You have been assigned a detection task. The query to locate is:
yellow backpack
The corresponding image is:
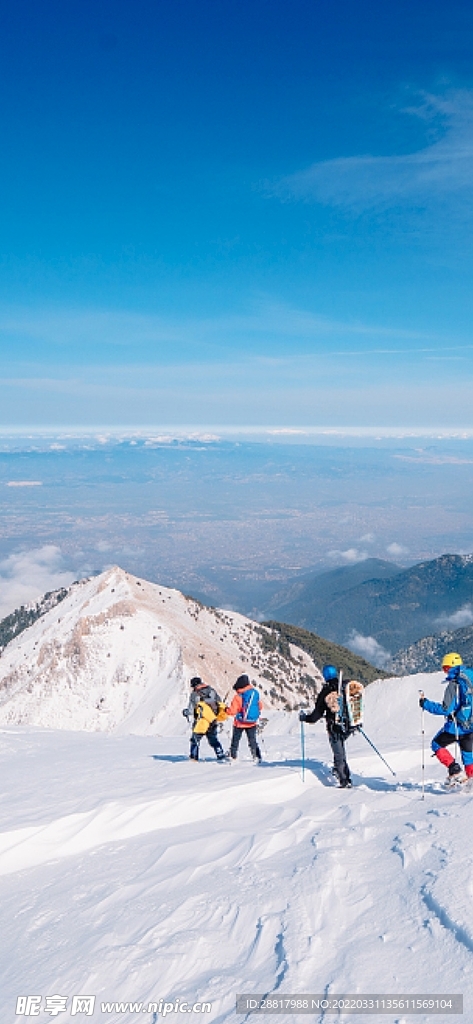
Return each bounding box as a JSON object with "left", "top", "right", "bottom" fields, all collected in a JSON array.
[{"left": 193, "top": 700, "right": 218, "bottom": 734}]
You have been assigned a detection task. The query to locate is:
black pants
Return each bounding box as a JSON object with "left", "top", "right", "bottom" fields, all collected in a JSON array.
[
  {"left": 190, "top": 722, "right": 224, "bottom": 760},
  {"left": 327, "top": 724, "right": 351, "bottom": 784},
  {"left": 230, "top": 725, "right": 261, "bottom": 760},
  {"left": 433, "top": 729, "right": 473, "bottom": 767}
]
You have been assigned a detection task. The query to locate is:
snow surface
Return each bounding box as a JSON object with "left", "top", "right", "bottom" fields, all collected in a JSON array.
[{"left": 1, "top": 670, "right": 471, "bottom": 1023}]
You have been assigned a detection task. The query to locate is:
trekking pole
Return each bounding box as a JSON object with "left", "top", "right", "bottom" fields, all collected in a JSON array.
[
  {"left": 257, "top": 718, "right": 268, "bottom": 757},
  {"left": 454, "top": 681, "right": 460, "bottom": 765},
  {"left": 419, "top": 690, "right": 425, "bottom": 800},
  {"left": 300, "top": 718, "right": 306, "bottom": 782},
  {"left": 359, "top": 728, "right": 396, "bottom": 776}
]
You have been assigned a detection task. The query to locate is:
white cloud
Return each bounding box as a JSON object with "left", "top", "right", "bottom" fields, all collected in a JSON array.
[
  {"left": 436, "top": 604, "right": 473, "bottom": 629},
  {"left": 0, "top": 546, "right": 76, "bottom": 619},
  {"left": 6, "top": 480, "right": 42, "bottom": 487},
  {"left": 347, "top": 631, "right": 392, "bottom": 670},
  {"left": 95, "top": 540, "right": 113, "bottom": 553},
  {"left": 275, "top": 90, "right": 473, "bottom": 214},
  {"left": 386, "top": 542, "right": 409, "bottom": 558},
  {"left": 328, "top": 548, "right": 370, "bottom": 564}
]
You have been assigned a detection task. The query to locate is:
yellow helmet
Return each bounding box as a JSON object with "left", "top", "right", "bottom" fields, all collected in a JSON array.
[{"left": 442, "top": 652, "right": 463, "bottom": 671}]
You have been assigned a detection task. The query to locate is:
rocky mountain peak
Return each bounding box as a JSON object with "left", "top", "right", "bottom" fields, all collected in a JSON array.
[{"left": 0, "top": 568, "right": 321, "bottom": 734}]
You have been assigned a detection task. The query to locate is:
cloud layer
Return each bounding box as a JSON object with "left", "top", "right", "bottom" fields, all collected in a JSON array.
[{"left": 0, "top": 546, "right": 76, "bottom": 619}]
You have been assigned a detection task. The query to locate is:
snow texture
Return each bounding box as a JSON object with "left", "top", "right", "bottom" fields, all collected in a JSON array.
[{"left": 1, "top": 667, "right": 472, "bottom": 1023}]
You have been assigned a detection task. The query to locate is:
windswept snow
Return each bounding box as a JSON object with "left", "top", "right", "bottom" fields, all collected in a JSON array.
[
  {"left": 1, "top": 670, "right": 472, "bottom": 1023},
  {"left": 0, "top": 567, "right": 320, "bottom": 732}
]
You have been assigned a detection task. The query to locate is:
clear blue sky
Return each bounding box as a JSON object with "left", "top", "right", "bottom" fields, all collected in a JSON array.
[{"left": 1, "top": 0, "right": 473, "bottom": 429}]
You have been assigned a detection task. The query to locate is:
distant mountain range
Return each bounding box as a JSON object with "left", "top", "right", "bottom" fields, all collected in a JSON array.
[
  {"left": 267, "top": 557, "right": 401, "bottom": 621},
  {"left": 266, "top": 553, "right": 473, "bottom": 660}
]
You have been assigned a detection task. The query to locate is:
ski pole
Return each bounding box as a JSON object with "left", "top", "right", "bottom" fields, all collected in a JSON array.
[
  {"left": 419, "top": 690, "right": 425, "bottom": 800},
  {"left": 454, "top": 681, "right": 460, "bottom": 765},
  {"left": 359, "top": 728, "right": 396, "bottom": 776},
  {"left": 257, "top": 718, "right": 268, "bottom": 757},
  {"left": 300, "top": 718, "right": 306, "bottom": 782}
]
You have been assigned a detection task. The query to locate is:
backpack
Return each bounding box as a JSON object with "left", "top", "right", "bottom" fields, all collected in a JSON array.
[
  {"left": 193, "top": 700, "right": 217, "bottom": 735},
  {"left": 215, "top": 701, "right": 228, "bottom": 723},
  {"left": 235, "top": 687, "right": 260, "bottom": 724},
  {"left": 344, "top": 681, "right": 364, "bottom": 729},
  {"left": 454, "top": 670, "right": 473, "bottom": 730},
  {"left": 334, "top": 678, "right": 364, "bottom": 735}
]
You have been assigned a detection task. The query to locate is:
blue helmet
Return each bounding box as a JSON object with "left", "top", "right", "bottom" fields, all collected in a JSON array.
[{"left": 322, "top": 664, "right": 338, "bottom": 683}]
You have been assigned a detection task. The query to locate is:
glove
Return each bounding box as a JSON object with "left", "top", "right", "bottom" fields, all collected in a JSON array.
[
  {"left": 299, "top": 710, "right": 307, "bottom": 722},
  {"left": 419, "top": 696, "right": 425, "bottom": 709},
  {"left": 182, "top": 709, "right": 190, "bottom": 720}
]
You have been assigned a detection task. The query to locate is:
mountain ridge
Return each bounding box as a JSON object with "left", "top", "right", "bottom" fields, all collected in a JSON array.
[
  {"left": 267, "top": 553, "right": 473, "bottom": 655},
  {"left": 392, "top": 622, "right": 473, "bottom": 675}
]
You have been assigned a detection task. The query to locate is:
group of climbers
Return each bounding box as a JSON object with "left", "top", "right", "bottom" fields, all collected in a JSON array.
[
  {"left": 183, "top": 673, "right": 262, "bottom": 764},
  {"left": 182, "top": 650, "right": 473, "bottom": 789}
]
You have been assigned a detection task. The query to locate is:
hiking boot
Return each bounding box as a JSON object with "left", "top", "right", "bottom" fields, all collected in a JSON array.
[
  {"left": 339, "top": 779, "right": 352, "bottom": 789},
  {"left": 445, "top": 762, "right": 466, "bottom": 786},
  {"left": 253, "top": 755, "right": 263, "bottom": 765}
]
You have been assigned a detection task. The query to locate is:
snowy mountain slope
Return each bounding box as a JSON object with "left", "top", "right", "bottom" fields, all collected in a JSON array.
[
  {"left": 0, "top": 567, "right": 320, "bottom": 733},
  {"left": 1, "top": 671, "right": 472, "bottom": 1024},
  {"left": 0, "top": 584, "right": 69, "bottom": 653}
]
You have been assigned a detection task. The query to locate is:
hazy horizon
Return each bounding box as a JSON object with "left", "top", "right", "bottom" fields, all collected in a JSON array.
[{"left": 1, "top": 433, "right": 472, "bottom": 626}]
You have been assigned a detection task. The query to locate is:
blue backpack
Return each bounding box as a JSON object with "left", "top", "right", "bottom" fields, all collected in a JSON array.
[
  {"left": 456, "top": 670, "right": 473, "bottom": 730},
  {"left": 236, "top": 688, "right": 260, "bottom": 724}
]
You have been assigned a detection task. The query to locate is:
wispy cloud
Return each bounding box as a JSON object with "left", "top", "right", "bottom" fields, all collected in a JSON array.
[
  {"left": 386, "top": 542, "right": 409, "bottom": 558},
  {"left": 274, "top": 91, "right": 473, "bottom": 213},
  {"left": 6, "top": 480, "right": 42, "bottom": 487},
  {"left": 347, "top": 631, "right": 392, "bottom": 670},
  {"left": 328, "top": 548, "right": 370, "bottom": 564},
  {"left": 435, "top": 603, "right": 473, "bottom": 629},
  {"left": 0, "top": 546, "right": 76, "bottom": 619},
  {"left": 0, "top": 299, "right": 441, "bottom": 363}
]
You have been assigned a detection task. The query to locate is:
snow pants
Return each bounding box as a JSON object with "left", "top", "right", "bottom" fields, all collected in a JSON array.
[
  {"left": 327, "top": 724, "right": 351, "bottom": 785},
  {"left": 432, "top": 728, "right": 473, "bottom": 776},
  {"left": 230, "top": 724, "right": 261, "bottom": 761},
  {"left": 190, "top": 722, "right": 225, "bottom": 761}
]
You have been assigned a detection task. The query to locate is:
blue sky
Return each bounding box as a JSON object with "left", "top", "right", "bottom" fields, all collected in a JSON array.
[{"left": 1, "top": 0, "right": 473, "bottom": 429}]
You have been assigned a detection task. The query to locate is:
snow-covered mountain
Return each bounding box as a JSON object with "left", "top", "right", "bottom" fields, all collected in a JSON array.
[{"left": 0, "top": 566, "right": 321, "bottom": 733}]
